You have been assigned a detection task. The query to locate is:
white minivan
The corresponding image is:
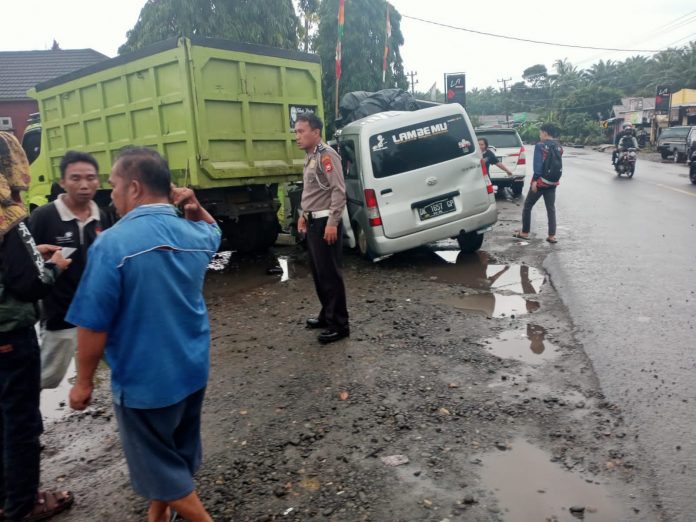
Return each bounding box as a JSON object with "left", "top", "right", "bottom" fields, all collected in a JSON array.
[{"left": 336, "top": 104, "right": 497, "bottom": 260}]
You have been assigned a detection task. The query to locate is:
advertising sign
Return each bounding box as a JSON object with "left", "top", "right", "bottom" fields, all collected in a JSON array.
[
  {"left": 655, "top": 85, "right": 671, "bottom": 114},
  {"left": 445, "top": 73, "right": 466, "bottom": 107}
]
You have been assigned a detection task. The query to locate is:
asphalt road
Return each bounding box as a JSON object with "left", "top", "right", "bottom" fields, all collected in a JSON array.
[{"left": 535, "top": 148, "right": 696, "bottom": 521}]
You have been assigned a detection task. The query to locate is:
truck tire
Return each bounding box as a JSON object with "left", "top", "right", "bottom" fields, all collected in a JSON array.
[
  {"left": 673, "top": 150, "right": 683, "bottom": 163},
  {"left": 222, "top": 213, "right": 279, "bottom": 254},
  {"left": 690, "top": 166, "right": 696, "bottom": 185},
  {"left": 457, "top": 231, "right": 484, "bottom": 253},
  {"left": 256, "top": 211, "right": 280, "bottom": 250},
  {"left": 660, "top": 151, "right": 669, "bottom": 160}
]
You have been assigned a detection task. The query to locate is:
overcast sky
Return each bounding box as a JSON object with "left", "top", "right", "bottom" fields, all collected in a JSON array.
[{"left": 3, "top": 1, "right": 695, "bottom": 92}]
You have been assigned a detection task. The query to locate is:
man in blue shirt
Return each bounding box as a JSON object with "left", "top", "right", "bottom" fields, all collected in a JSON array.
[{"left": 67, "top": 148, "right": 220, "bottom": 522}]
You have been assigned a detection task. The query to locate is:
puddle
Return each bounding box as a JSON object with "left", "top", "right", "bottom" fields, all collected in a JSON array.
[
  {"left": 484, "top": 325, "right": 558, "bottom": 363},
  {"left": 41, "top": 359, "right": 75, "bottom": 421},
  {"left": 480, "top": 438, "right": 627, "bottom": 520},
  {"left": 206, "top": 252, "right": 309, "bottom": 296},
  {"left": 208, "top": 251, "right": 233, "bottom": 271},
  {"left": 429, "top": 251, "right": 544, "bottom": 293},
  {"left": 442, "top": 293, "right": 540, "bottom": 318}
]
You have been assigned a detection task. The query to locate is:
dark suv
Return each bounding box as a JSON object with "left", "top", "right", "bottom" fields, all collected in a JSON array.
[
  {"left": 475, "top": 128, "right": 526, "bottom": 196},
  {"left": 657, "top": 126, "right": 696, "bottom": 163}
]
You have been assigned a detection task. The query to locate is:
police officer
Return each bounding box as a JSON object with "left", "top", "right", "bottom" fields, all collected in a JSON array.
[{"left": 295, "top": 113, "right": 349, "bottom": 344}]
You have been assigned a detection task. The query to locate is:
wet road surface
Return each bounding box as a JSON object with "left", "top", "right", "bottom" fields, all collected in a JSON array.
[{"left": 538, "top": 148, "right": 696, "bottom": 521}]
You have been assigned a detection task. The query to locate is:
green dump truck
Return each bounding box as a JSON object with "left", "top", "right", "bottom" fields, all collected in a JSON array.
[{"left": 24, "top": 37, "right": 323, "bottom": 252}]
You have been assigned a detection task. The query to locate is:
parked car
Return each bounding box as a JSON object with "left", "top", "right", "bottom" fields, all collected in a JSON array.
[
  {"left": 656, "top": 126, "right": 696, "bottom": 163},
  {"left": 474, "top": 128, "right": 527, "bottom": 196},
  {"left": 336, "top": 104, "right": 497, "bottom": 260}
]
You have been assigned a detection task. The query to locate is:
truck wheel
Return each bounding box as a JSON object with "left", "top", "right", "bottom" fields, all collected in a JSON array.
[
  {"left": 690, "top": 167, "right": 696, "bottom": 185},
  {"left": 222, "top": 213, "right": 279, "bottom": 253},
  {"left": 354, "top": 222, "right": 376, "bottom": 261},
  {"left": 673, "top": 150, "right": 683, "bottom": 163},
  {"left": 457, "top": 231, "right": 484, "bottom": 253},
  {"left": 256, "top": 212, "right": 280, "bottom": 251},
  {"left": 660, "top": 151, "right": 669, "bottom": 160}
]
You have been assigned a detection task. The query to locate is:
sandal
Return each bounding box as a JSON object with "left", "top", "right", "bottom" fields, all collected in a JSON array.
[
  {"left": 21, "top": 491, "right": 74, "bottom": 521},
  {"left": 546, "top": 237, "right": 558, "bottom": 244},
  {"left": 512, "top": 231, "right": 529, "bottom": 239}
]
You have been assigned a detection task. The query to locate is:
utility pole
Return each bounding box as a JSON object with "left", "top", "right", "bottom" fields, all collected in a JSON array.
[
  {"left": 407, "top": 71, "right": 418, "bottom": 95},
  {"left": 497, "top": 77, "right": 512, "bottom": 127}
]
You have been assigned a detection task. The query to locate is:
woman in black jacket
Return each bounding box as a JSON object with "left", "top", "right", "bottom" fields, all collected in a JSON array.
[{"left": 0, "top": 132, "right": 73, "bottom": 522}]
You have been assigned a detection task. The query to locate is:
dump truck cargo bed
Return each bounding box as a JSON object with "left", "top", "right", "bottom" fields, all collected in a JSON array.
[{"left": 28, "top": 36, "right": 322, "bottom": 193}]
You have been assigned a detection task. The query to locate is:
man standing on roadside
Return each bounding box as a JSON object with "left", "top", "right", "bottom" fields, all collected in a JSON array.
[
  {"left": 295, "top": 113, "right": 349, "bottom": 344},
  {"left": 67, "top": 148, "right": 220, "bottom": 522},
  {"left": 513, "top": 122, "right": 563, "bottom": 244},
  {"left": 29, "top": 151, "right": 106, "bottom": 389}
]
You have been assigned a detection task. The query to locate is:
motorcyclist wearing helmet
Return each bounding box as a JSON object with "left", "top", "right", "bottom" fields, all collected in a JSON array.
[{"left": 612, "top": 123, "right": 638, "bottom": 165}]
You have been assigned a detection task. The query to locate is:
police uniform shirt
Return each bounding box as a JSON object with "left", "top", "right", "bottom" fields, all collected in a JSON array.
[{"left": 301, "top": 143, "right": 347, "bottom": 227}]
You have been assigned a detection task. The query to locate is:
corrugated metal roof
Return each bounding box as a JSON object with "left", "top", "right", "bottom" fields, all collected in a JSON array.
[{"left": 0, "top": 48, "right": 108, "bottom": 100}]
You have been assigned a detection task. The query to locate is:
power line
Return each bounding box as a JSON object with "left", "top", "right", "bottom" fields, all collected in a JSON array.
[
  {"left": 401, "top": 14, "right": 662, "bottom": 52},
  {"left": 574, "top": 12, "right": 696, "bottom": 66}
]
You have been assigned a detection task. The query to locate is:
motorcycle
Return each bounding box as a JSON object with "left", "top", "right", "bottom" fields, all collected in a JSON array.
[
  {"left": 615, "top": 147, "right": 637, "bottom": 178},
  {"left": 689, "top": 148, "right": 696, "bottom": 185}
]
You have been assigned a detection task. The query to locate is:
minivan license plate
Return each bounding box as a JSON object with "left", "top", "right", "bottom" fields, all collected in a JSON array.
[{"left": 417, "top": 197, "right": 455, "bottom": 220}]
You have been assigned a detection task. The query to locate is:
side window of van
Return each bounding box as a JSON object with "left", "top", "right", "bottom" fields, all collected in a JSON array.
[
  {"left": 340, "top": 139, "right": 358, "bottom": 179},
  {"left": 369, "top": 114, "right": 475, "bottom": 178}
]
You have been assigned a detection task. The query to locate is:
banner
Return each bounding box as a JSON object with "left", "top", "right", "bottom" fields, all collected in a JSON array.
[
  {"left": 445, "top": 73, "right": 466, "bottom": 107},
  {"left": 382, "top": 5, "right": 391, "bottom": 84},
  {"left": 427, "top": 82, "right": 437, "bottom": 101},
  {"left": 336, "top": 0, "right": 345, "bottom": 81}
]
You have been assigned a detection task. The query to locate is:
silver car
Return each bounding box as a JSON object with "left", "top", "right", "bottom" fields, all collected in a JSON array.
[
  {"left": 336, "top": 104, "right": 498, "bottom": 260},
  {"left": 474, "top": 128, "right": 527, "bottom": 196}
]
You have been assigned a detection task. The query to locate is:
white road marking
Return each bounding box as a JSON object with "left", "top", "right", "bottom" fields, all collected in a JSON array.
[{"left": 653, "top": 183, "right": 696, "bottom": 198}]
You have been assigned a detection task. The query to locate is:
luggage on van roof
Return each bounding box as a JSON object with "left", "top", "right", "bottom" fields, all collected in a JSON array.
[{"left": 336, "top": 88, "right": 437, "bottom": 129}]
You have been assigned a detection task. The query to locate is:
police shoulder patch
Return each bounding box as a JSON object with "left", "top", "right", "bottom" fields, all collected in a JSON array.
[{"left": 321, "top": 154, "right": 334, "bottom": 173}]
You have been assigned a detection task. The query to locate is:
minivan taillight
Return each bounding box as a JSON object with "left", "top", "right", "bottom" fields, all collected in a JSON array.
[
  {"left": 364, "top": 189, "right": 383, "bottom": 226},
  {"left": 517, "top": 146, "right": 526, "bottom": 165},
  {"left": 480, "top": 159, "right": 494, "bottom": 194}
]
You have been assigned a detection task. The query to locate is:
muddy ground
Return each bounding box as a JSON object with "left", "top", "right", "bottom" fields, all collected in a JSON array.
[{"left": 41, "top": 198, "right": 663, "bottom": 521}]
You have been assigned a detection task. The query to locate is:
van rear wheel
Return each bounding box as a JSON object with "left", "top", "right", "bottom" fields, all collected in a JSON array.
[
  {"left": 457, "top": 231, "right": 484, "bottom": 253},
  {"left": 354, "top": 222, "right": 376, "bottom": 261}
]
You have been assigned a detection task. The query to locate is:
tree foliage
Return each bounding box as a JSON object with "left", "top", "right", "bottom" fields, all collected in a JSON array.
[
  {"left": 298, "top": 0, "right": 321, "bottom": 52},
  {"left": 467, "top": 41, "right": 696, "bottom": 143},
  {"left": 119, "top": 0, "right": 299, "bottom": 54},
  {"left": 315, "top": 0, "right": 408, "bottom": 131}
]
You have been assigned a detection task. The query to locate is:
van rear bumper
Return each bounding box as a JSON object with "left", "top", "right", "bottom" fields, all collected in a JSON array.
[{"left": 367, "top": 203, "right": 497, "bottom": 256}]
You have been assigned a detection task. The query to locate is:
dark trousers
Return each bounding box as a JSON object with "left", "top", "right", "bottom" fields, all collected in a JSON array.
[
  {"left": 522, "top": 186, "right": 557, "bottom": 236},
  {"left": 0, "top": 327, "right": 43, "bottom": 521},
  {"left": 306, "top": 217, "right": 349, "bottom": 331}
]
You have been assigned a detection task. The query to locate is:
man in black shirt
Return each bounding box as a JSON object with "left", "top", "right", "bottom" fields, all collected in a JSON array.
[{"left": 29, "top": 151, "right": 106, "bottom": 389}]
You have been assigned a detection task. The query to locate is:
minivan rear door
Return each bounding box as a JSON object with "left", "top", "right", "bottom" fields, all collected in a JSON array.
[{"left": 364, "top": 107, "right": 491, "bottom": 239}]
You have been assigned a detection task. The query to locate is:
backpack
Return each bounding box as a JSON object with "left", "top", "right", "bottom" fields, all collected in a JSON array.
[{"left": 542, "top": 142, "right": 563, "bottom": 183}]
